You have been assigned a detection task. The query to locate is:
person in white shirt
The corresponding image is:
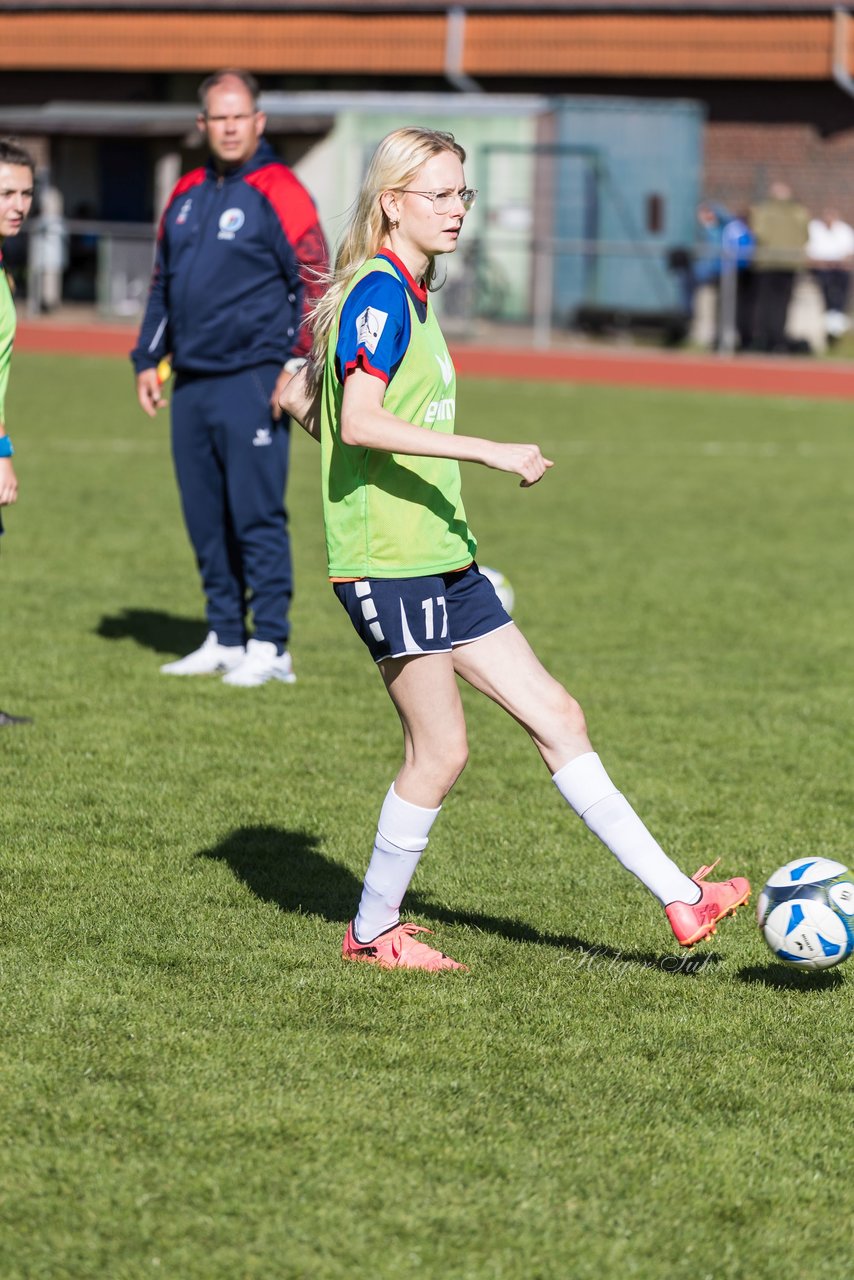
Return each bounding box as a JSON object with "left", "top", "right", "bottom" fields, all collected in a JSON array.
[{"left": 807, "top": 207, "right": 854, "bottom": 339}]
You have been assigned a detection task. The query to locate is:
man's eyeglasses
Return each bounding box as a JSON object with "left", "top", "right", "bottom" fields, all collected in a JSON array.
[
  {"left": 399, "top": 188, "right": 478, "bottom": 214},
  {"left": 204, "top": 113, "right": 257, "bottom": 124}
]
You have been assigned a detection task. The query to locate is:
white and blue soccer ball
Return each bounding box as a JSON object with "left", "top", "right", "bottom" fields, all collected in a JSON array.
[
  {"left": 757, "top": 857, "right": 854, "bottom": 970},
  {"left": 480, "top": 565, "right": 515, "bottom": 614}
]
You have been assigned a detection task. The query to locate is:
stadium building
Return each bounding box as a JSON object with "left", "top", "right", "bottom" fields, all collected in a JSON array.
[{"left": 1, "top": 0, "right": 853, "bottom": 340}]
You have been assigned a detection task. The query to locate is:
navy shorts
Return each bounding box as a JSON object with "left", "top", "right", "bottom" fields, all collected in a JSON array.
[{"left": 333, "top": 563, "right": 513, "bottom": 663}]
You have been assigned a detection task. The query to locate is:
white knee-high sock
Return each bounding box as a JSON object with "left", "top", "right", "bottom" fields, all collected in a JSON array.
[
  {"left": 552, "top": 752, "right": 700, "bottom": 906},
  {"left": 354, "top": 784, "right": 442, "bottom": 943}
]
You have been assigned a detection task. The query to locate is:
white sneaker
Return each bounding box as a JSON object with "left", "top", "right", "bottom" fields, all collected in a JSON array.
[
  {"left": 221, "top": 639, "right": 297, "bottom": 687},
  {"left": 160, "top": 631, "right": 245, "bottom": 676},
  {"left": 825, "top": 309, "right": 851, "bottom": 337}
]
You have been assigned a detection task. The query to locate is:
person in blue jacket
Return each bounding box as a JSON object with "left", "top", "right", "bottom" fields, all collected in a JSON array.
[{"left": 132, "top": 68, "right": 328, "bottom": 686}]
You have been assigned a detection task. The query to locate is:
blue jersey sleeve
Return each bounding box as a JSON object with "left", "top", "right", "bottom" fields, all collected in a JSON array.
[{"left": 335, "top": 271, "right": 411, "bottom": 386}]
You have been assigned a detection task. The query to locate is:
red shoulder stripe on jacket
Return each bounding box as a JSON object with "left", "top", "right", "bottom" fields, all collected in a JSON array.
[{"left": 244, "top": 163, "right": 321, "bottom": 246}]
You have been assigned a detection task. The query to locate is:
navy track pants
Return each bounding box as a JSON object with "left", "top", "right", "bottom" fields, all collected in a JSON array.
[{"left": 170, "top": 363, "right": 292, "bottom": 649}]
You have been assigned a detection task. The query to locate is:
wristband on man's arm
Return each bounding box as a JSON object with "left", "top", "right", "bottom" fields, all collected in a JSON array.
[{"left": 0, "top": 436, "right": 13, "bottom": 458}]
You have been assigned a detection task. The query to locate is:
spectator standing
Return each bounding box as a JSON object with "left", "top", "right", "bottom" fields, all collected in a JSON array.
[
  {"left": 693, "top": 201, "right": 728, "bottom": 290},
  {"left": 719, "top": 207, "right": 755, "bottom": 351},
  {"left": 667, "top": 202, "right": 727, "bottom": 343},
  {"left": 132, "top": 69, "right": 328, "bottom": 686},
  {"left": 749, "top": 181, "right": 810, "bottom": 353},
  {"left": 671, "top": 202, "right": 754, "bottom": 350},
  {"left": 0, "top": 138, "right": 35, "bottom": 726},
  {"left": 806, "top": 206, "right": 854, "bottom": 341}
]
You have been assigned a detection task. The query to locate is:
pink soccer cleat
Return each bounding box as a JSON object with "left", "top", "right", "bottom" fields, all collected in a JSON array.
[
  {"left": 665, "top": 860, "right": 751, "bottom": 947},
  {"left": 342, "top": 920, "right": 467, "bottom": 971}
]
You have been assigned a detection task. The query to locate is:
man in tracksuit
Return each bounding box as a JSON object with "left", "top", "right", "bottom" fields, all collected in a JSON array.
[{"left": 132, "top": 68, "right": 328, "bottom": 686}]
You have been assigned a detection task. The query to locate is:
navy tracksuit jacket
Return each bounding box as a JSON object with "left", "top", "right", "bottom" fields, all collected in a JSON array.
[{"left": 132, "top": 140, "right": 328, "bottom": 649}]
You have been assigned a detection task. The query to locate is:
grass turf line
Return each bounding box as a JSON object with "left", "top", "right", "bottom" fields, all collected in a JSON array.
[{"left": 0, "top": 355, "right": 852, "bottom": 1279}]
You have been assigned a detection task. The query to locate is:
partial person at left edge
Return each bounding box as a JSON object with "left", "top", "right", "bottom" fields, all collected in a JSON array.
[
  {"left": 131, "top": 68, "right": 329, "bottom": 687},
  {"left": 0, "top": 138, "right": 35, "bottom": 727}
]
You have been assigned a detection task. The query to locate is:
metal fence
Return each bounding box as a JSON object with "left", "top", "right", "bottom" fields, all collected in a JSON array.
[
  {"left": 24, "top": 218, "right": 157, "bottom": 320},
  {"left": 18, "top": 216, "right": 835, "bottom": 354},
  {"left": 437, "top": 236, "right": 832, "bottom": 354}
]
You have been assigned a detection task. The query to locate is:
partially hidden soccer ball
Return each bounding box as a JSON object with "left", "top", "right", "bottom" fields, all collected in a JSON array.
[
  {"left": 480, "top": 564, "right": 514, "bottom": 614},
  {"left": 757, "top": 857, "right": 854, "bottom": 970}
]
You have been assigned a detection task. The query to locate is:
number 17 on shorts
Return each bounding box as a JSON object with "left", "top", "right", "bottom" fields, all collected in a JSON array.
[{"left": 333, "top": 564, "right": 512, "bottom": 664}]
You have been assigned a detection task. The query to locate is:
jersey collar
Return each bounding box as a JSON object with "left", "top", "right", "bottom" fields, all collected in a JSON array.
[{"left": 376, "top": 250, "right": 428, "bottom": 303}]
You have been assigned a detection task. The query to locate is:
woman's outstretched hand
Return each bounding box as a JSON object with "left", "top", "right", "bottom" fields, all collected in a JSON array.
[{"left": 483, "top": 441, "right": 554, "bottom": 487}]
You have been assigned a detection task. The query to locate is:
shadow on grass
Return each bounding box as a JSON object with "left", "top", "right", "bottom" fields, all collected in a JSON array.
[
  {"left": 198, "top": 825, "right": 358, "bottom": 924},
  {"left": 736, "top": 963, "right": 845, "bottom": 992},
  {"left": 96, "top": 608, "right": 206, "bottom": 657},
  {"left": 197, "top": 824, "right": 722, "bottom": 977}
]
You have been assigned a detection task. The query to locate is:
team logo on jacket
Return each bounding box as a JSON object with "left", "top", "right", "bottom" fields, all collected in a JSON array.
[
  {"left": 176, "top": 198, "right": 193, "bottom": 225},
  {"left": 252, "top": 427, "right": 273, "bottom": 447},
  {"left": 217, "top": 208, "right": 245, "bottom": 240},
  {"left": 355, "top": 306, "right": 388, "bottom": 354}
]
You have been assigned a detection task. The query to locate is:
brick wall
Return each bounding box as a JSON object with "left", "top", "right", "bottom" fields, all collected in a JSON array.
[{"left": 704, "top": 120, "right": 854, "bottom": 221}]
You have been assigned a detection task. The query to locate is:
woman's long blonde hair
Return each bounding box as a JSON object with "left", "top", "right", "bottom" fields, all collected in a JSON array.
[{"left": 307, "top": 126, "right": 466, "bottom": 391}]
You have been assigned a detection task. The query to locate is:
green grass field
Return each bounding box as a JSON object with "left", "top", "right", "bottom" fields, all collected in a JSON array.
[{"left": 1, "top": 354, "right": 852, "bottom": 1279}]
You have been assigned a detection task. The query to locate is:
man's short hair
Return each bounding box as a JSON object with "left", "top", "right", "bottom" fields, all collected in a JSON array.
[
  {"left": 0, "top": 137, "right": 35, "bottom": 174},
  {"left": 198, "top": 69, "right": 259, "bottom": 114}
]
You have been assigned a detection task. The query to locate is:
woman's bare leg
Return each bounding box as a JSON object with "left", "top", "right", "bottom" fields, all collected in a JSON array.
[
  {"left": 346, "top": 652, "right": 469, "bottom": 957},
  {"left": 451, "top": 623, "right": 590, "bottom": 773},
  {"left": 452, "top": 623, "right": 701, "bottom": 908},
  {"left": 379, "top": 651, "right": 469, "bottom": 807}
]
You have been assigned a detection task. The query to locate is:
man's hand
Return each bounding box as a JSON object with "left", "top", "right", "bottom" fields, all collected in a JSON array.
[
  {"left": 136, "top": 368, "right": 168, "bottom": 418},
  {"left": 0, "top": 457, "right": 18, "bottom": 506},
  {"left": 277, "top": 364, "right": 321, "bottom": 440},
  {"left": 270, "top": 367, "right": 294, "bottom": 422}
]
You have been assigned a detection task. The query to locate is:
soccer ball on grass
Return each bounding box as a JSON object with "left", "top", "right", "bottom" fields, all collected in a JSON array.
[
  {"left": 479, "top": 565, "right": 515, "bottom": 614},
  {"left": 757, "top": 857, "right": 854, "bottom": 970}
]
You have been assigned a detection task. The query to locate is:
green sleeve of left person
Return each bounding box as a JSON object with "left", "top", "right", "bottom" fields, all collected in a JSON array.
[{"left": 0, "top": 270, "right": 17, "bottom": 427}]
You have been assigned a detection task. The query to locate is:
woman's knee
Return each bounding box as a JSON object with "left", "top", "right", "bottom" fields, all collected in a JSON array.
[
  {"left": 538, "top": 678, "right": 587, "bottom": 734},
  {"left": 537, "top": 685, "right": 588, "bottom": 751},
  {"left": 449, "top": 737, "right": 470, "bottom": 785},
  {"left": 563, "top": 690, "right": 588, "bottom": 738},
  {"left": 415, "top": 732, "right": 468, "bottom": 793},
  {"left": 438, "top": 733, "right": 469, "bottom": 789}
]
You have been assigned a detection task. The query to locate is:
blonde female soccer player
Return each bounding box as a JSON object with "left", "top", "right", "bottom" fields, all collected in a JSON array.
[{"left": 282, "top": 126, "right": 750, "bottom": 970}]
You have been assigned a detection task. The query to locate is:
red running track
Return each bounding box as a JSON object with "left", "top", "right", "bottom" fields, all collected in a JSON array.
[{"left": 15, "top": 319, "right": 854, "bottom": 400}]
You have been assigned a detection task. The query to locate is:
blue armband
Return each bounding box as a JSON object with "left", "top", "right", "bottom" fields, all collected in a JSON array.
[{"left": 0, "top": 436, "right": 13, "bottom": 458}]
